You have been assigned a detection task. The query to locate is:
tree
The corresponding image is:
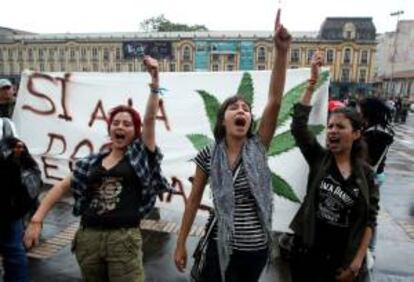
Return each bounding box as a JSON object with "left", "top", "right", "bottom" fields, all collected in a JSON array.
[{"left": 140, "top": 15, "right": 208, "bottom": 32}]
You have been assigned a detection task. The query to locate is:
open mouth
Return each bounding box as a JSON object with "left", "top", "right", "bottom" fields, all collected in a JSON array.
[
  {"left": 328, "top": 137, "right": 340, "bottom": 145},
  {"left": 234, "top": 117, "right": 247, "bottom": 127},
  {"left": 114, "top": 132, "right": 126, "bottom": 141}
]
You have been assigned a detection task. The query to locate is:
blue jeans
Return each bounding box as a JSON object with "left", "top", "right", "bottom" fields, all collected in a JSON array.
[{"left": 0, "top": 219, "right": 29, "bottom": 282}]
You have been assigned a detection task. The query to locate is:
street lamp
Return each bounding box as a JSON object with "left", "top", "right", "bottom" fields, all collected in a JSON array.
[{"left": 389, "top": 10, "right": 404, "bottom": 97}]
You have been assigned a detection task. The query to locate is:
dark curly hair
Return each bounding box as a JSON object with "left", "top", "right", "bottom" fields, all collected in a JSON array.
[{"left": 359, "top": 97, "right": 393, "bottom": 131}]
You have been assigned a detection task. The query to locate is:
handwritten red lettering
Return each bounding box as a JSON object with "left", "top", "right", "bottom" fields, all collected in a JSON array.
[{"left": 23, "top": 73, "right": 56, "bottom": 115}]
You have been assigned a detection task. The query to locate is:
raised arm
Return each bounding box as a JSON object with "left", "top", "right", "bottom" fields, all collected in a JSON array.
[
  {"left": 290, "top": 51, "right": 324, "bottom": 164},
  {"left": 299, "top": 51, "right": 323, "bottom": 106},
  {"left": 141, "top": 56, "right": 160, "bottom": 152},
  {"left": 174, "top": 166, "right": 208, "bottom": 272},
  {"left": 258, "top": 9, "right": 291, "bottom": 149},
  {"left": 24, "top": 175, "right": 72, "bottom": 248}
]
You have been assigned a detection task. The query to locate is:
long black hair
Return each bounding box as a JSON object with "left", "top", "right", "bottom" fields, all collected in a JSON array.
[
  {"left": 330, "top": 107, "right": 367, "bottom": 162},
  {"left": 359, "top": 97, "right": 393, "bottom": 131},
  {"left": 213, "top": 95, "right": 254, "bottom": 142}
]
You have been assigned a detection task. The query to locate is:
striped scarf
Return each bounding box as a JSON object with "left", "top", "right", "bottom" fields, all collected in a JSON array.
[{"left": 210, "top": 135, "right": 273, "bottom": 281}]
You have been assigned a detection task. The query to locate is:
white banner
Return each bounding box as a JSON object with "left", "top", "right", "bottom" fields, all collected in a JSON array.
[{"left": 13, "top": 69, "right": 329, "bottom": 232}]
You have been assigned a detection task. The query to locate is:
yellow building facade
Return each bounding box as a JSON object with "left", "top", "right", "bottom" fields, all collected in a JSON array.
[{"left": 0, "top": 17, "right": 377, "bottom": 97}]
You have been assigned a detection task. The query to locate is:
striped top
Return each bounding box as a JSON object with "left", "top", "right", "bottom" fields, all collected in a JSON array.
[{"left": 194, "top": 146, "right": 268, "bottom": 251}]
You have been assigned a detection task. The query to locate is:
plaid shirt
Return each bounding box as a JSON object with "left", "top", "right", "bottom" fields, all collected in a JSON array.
[{"left": 71, "top": 139, "right": 172, "bottom": 218}]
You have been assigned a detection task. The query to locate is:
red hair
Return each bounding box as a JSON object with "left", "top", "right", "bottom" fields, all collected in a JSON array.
[{"left": 107, "top": 105, "right": 142, "bottom": 139}]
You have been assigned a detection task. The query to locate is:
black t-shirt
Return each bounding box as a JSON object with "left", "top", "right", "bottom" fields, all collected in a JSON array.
[
  {"left": 81, "top": 156, "right": 143, "bottom": 229},
  {"left": 314, "top": 162, "right": 360, "bottom": 257}
]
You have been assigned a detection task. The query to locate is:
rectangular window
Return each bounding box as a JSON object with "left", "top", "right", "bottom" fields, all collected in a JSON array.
[
  {"left": 59, "top": 49, "right": 65, "bottom": 60},
  {"left": 360, "top": 50, "right": 368, "bottom": 65},
  {"left": 169, "top": 63, "right": 176, "bottom": 72},
  {"left": 307, "top": 49, "right": 315, "bottom": 64},
  {"left": 326, "top": 49, "right": 334, "bottom": 64},
  {"left": 81, "top": 48, "right": 87, "bottom": 60},
  {"left": 183, "top": 64, "right": 191, "bottom": 72},
  {"left": 343, "top": 49, "right": 351, "bottom": 64},
  {"left": 212, "top": 64, "right": 219, "bottom": 72},
  {"left": 70, "top": 49, "right": 76, "bottom": 60},
  {"left": 92, "top": 48, "right": 98, "bottom": 59},
  {"left": 290, "top": 49, "right": 300, "bottom": 63},
  {"left": 226, "top": 65, "right": 234, "bottom": 71},
  {"left": 359, "top": 69, "right": 366, "bottom": 83},
  {"left": 341, "top": 68, "right": 350, "bottom": 82},
  {"left": 103, "top": 49, "right": 109, "bottom": 61}
]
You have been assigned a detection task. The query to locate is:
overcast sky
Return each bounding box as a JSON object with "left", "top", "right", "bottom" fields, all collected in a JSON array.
[{"left": 2, "top": 0, "right": 412, "bottom": 34}]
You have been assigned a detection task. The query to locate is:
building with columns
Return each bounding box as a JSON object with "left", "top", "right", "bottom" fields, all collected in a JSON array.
[{"left": 0, "top": 17, "right": 377, "bottom": 98}]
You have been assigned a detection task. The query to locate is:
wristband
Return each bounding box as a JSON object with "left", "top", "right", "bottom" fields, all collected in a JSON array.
[{"left": 149, "top": 83, "right": 160, "bottom": 94}]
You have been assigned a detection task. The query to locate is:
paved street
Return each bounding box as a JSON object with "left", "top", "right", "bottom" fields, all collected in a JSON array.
[{"left": 2, "top": 114, "right": 413, "bottom": 282}]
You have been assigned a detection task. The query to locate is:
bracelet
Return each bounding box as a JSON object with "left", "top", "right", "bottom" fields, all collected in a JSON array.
[{"left": 149, "top": 83, "right": 160, "bottom": 94}]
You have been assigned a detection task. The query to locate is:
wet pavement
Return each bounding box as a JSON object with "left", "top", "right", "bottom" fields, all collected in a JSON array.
[{"left": 2, "top": 115, "right": 414, "bottom": 282}]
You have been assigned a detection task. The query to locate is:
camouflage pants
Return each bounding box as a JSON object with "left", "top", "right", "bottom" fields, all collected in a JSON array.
[{"left": 72, "top": 226, "right": 144, "bottom": 282}]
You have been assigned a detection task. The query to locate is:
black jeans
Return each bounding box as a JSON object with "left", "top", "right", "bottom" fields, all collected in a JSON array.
[
  {"left": 199, "top": 240, "right": 268, "bottom": 282},
  {"left": 288, "top": 238, "right": 364, "bottom": 282}
]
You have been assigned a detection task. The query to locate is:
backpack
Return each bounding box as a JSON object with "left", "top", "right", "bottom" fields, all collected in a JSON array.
[{"left": 0, "top": 137, "right": 42, "bottom": 223}]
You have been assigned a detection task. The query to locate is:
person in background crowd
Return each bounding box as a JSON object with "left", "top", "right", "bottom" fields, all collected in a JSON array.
[
  {"left": 358, "top": 97, "right": 394, "bottom": 186},
  {"left": 0, "top": 79, "right": 16, "bottom": 118},
  {"left": 174, "top": 10, "right": 291, "bottom": 282},
  {"left": 1, "top": 122, "right": 41, "bottom": 282},
  {"left": 289, "top": 52, "right": 379, "bottom": 282},
  {"left": 358, "top": 97, "right": 394, "bottom": 275},
  {"left": 394, "top": 97, "right": 402, "bottom": 123},
  {"left": 400, "top": 97, "right": 410, "bottom": 124},
  {"left": 24, "top": 56, "right": 172, "bottom": 282}
]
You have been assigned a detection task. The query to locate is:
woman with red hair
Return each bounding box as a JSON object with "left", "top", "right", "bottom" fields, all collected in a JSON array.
[{"left": 24, "top": 56, "right": 171, "bottom": 282}]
